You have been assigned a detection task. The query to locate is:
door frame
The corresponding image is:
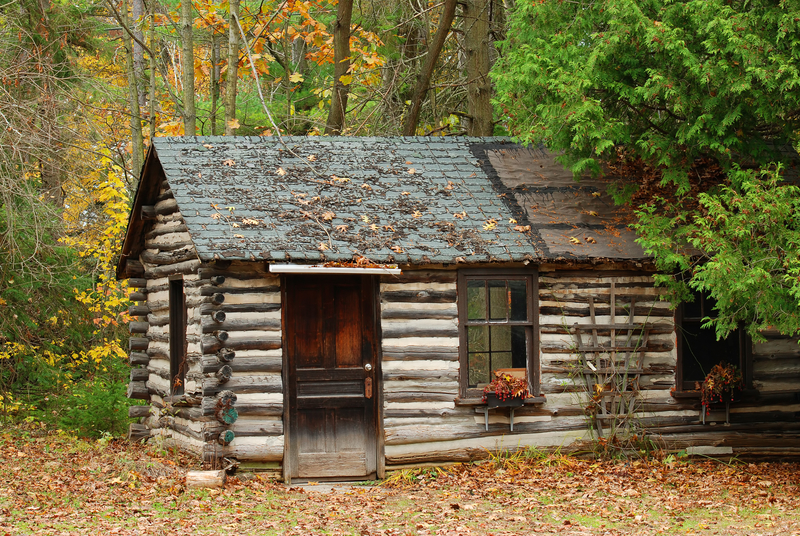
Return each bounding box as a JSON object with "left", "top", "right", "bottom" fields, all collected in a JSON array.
[{"left": 280, "top": 274, "right": 383, "bottom": 483}]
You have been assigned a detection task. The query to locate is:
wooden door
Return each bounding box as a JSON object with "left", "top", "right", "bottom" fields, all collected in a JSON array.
[{"left": 285, "top": 275, "right": 378, "bottom": 480}]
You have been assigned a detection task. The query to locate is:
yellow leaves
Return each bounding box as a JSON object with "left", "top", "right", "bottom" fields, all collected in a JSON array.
[
  {"left": 289, "top": 72, "right": 305, "bottom": 83},
  {"left": 242, "top": 218, "right": 261, "bottom": 225},
  {"left": 569, "top": 236, "right": 582, "bottom": 244},
  {"left": 339, "top": 74, "right": 353, "bottom": 86},
  {"left": 391, "top": 245, "right": 404, "bottom": 253},
  {"left": 318, "top": 242, "right": 329, "bottom": 251},
  {"left": 361, "top": 214, "right": 370, "bottom": 223},
  {"left": 509, "top": 218, "right": 517, "bottom": 224},
  {"left": 307, "top": 154, "right": 317, "bottom": 162},
  {"left": 227, "top": 118, "right": 240, "bottom": 130},
  {"left": 331, "top": 175, "right": 349, "bottom": 183},
  {"left": 453, "top": 212, "right": 466, "bottom": 220},
  {"left": 361, "top": 183, "right": 372, "bottom": 190},
  {"left": 276, "top": 167, "right": 287, "bottom": 176},
  {"left": 413, "top": 210, "right": 423, "bottom": 219},
  {"left": 514, "top": 225, "right": 531, "bottom": 232},
  {"left": 483, "top": 219, "right": 497, "bottom": 231},
  {"left": 408, "top": 168, "right": 417, "bottom": 174},
  {"left": 587, "top": 211, "right": 599, "bottom": 217}
]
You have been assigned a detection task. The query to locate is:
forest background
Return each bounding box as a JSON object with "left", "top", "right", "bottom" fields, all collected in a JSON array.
[{"left": 1, "top": 0, "right": 798, "bottom": 439}]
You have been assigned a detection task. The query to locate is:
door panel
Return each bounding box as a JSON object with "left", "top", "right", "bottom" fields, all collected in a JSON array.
[{"left": 286, "top": 275, "right": 377, "bottom": 480}]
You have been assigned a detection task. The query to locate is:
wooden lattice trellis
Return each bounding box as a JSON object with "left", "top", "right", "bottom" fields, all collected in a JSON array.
[{"left": 570, "top": 282, "right": 662, "bottom": 438}]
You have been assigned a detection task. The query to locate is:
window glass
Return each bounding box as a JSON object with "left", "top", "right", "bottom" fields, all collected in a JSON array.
[
  {"left": 467, "top": 280, "right": 486, "bottom": 320},
  {"left": 461, "top": 273, "right": 537, "bottom": 395},
  {"left": 488, "top": 280, "right": 507, "bottom": 321}
]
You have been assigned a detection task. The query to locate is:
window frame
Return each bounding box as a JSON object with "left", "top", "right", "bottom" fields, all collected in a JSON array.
[
  {"left": 169, "top": 276, "right": 188, "bottom": 396},
  {"left": 675, "top": 292, "right": 752, "bottom": 394},
  {"left": 457, "top": 268, "right": 539, "bottom": 400}
]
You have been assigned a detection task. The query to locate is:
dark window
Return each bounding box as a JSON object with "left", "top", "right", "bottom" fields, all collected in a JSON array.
[
  {"left": 458, "top": 270, "right": 538, "bottom": 399},
  {"left": 169, "top": 278, "right": 187, "bottom": 395},
  {"left": 676, "top": 291, "right": 750, "bottom": 392}
]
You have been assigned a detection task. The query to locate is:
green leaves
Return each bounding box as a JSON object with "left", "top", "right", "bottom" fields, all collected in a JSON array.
[
  {"left": 492, "top": 0, "right": 800, "bottom": 187},
  {"left": 634, "top": 165, "right": 800, "bottom": 340}
]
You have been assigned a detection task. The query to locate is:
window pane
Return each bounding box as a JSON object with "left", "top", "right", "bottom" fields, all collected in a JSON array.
[
  {"left": 489, "top": 280, "right": 508, "bottom": 320},
  {"left": 469, "top": 352, "right": 490, "bottom": 387},
  {"left": 467, "top": 280, "right": 486, "bottom": 320},
  {"left": 492, "top": 352, "right": 512, "bottom": 371},
  {"left": 509, "top": 279, "right": 528, "bottom": 321},
  {"left": 490, "top": 325, "right": 511, "bottom": 352},
  {"left": 511, "top": 326, "right": 528, "bottom": 368},
  {"left": 683, "top": 290, "right": 702, "bottom": 319},
  {"left": 468, "top": 325, "right": 488, "bottom": 352},
  {"left": 681, "top": 322, "right": 742, "bottom": 384}
]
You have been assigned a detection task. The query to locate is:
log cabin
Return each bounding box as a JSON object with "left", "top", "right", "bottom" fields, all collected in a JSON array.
[{"left": 117, "top": 136, "right": 800, "bottom": 481}]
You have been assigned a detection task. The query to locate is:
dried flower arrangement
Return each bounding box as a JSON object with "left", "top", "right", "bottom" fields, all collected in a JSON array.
[
  {"left": 482, "top": 370, "right": 529, "bottom": 402},
  {"left": 698, "top": 362, "right": 744, "bottom": 414}
]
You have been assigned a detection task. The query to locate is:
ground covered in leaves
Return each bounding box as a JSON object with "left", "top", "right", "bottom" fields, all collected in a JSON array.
[{"left": 2, "top": 425, "right": 800, "bottom": 535}]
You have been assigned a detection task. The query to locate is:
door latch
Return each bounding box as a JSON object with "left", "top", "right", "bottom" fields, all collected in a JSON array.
[{"left": 364, "top": 377, "right": 373, "bottom": 399}]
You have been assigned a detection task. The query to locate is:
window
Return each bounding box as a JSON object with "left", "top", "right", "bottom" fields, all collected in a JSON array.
[
  {"left": 676, "top": 291, "right": 751, "bottom": 392},
  {"left": 458, "top": 270, "right": 538, "bottom": 399},
  {"left": 169, "top": 277, "right": 187, "bottom": 395}
]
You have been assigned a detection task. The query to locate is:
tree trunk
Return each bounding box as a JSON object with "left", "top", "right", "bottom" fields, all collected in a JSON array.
[
  {"left": 464, "top": 0, "right": 493, "bottom": 136},
  {"left": 211, "top": 33, "right": 221, "bottom": 135},
  {"left": 402, "top": 0, "right": 457, "bottom": 136},
  {"left": 324, "top": 0, "right": 354, "bottom": 135},
  {"left": 122, "top": 0, "right": 144, "bottom": 177},
  {"left": 149, "top": 5, "right": 156, "bottom": 141},
  {"left": 132, "top": 0, "right": 146, "bottom": 110},
  {"left": 181, "top": 0, "right": 196, "bottom": 135},
  {"left": 224, "top": 0, "right": 240, "bottom": 135}
]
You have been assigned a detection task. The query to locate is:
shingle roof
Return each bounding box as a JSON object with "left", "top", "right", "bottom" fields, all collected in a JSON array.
[
  {"left": 152, "top": 136, "right": 544, "bottom": 265},
  {"left": 121, "top": 136, "right": 648, "bottom": 272}
]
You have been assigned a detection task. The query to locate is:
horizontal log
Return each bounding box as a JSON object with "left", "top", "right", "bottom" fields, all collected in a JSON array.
[
  {"left": 383, "top": 369, "right": 459, "bottom": 382},
  {"left": 216, "top": 365, "right": 233, "bottom": 383},
  {"left": 200, "top": 303, "right": 281, "bottom": 315},
  {"left": 129, "top": 305, "right": 151, "bottom": 317},
  {"left": 128, "top": 278, "right": 148, "bottom": 289},
  {"left": 125, "top": 260, "right": 145, "bottom": 277},
  {"left": 144, "top": 259, "right": 201, "bottom": 279},
  {"left": 385, "top": 418, "right": 586, "bottom": 446},
  {"left": 127, "top": 406, "right": 150, "bottom": 420},
  {"left": 127, "top": 423, "right": 151, "bottom": 442},
  {"left": 129, "top": 291, "right": 147, "bottom": 302},
  {"left": 202, "top": 375, "right": 282, "bottom": 397},
  {"left": 210, "top": 310, "right": 226, "bottom": 323},
  {"left": 186, "top": 470, "right": 226, "bottom": 489},
  {"left": 156, "top": 188, "right": 174, "bottom": 203},
  {"left": 127, "top": 381, "right": 149, "bottom": 400},
  {"left": 540, "top": 306, "right": 673, "bottom": 318},
  {"left": 201, "top": 334, "right": 281, "bottom": 354},
  {"left": 129, "top": 352, "right": 150, "bottom": 366},
  {"left": 202, "top": 355, "right": 281, "bottom": 374},
  {"left": 384, "top": 392, "right": 456, "bottom": 403},
  {"left": 382, "top": 346, "right": 459, "bottom": 361},
  {"left": 129, "top": 338, "right": 149, "bottom": 351},
  {"left": 141, "top": 205, "right": 157, "bottom": 220},
  {"left": 205, "top": 402, "right": 283, "bottom": 417},
  {"left": 382, "top": 326, "right": 458, "bottom": 339},
  {"left": 201, "top": 318, "right": 281, "bottom": 333},
  {"left": 210, "top": 293, "right": 225, "bottom": 304},
  {"left": 140, "top": 248, "right": 198, "bottom": 266},
  {"left": 200, "top": 286, "right": 280, "bottom": 296},
  {"left": 155, "top": 197, "right": 178, "bottom": 215},
  {"left": 380, "top": 271, "right": 456, "bottom": 284},
  {"left": 130, "top": 367, "right": 150, "bottom": 382},
  {"left": 144, "top": 223, "right": 189, "bottom": 240},
  {"left": 129, "top": 321, "right": 149, "bottom": 334},
  {"left": 198, "top": 267, "right": 269, "bottom": 280},
  {"left": 382, "top": 290, "right": 457, "bottom": 303},
  {"left": 202, "top": 436, "right": 284, "bottom": 462},
  {"left": 381, "top": 309, "right": 458, "bottom": 320},
  {"left": 205, "top": 420, "right": 284, "bottom": 439}
]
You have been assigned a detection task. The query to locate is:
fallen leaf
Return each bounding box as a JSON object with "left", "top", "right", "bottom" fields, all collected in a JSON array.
[
  {"left": 222, "top": 159, "right": 235, "bottom": 166},
  {"left": 514, "top": 225, "right": 531, "bottom": 232},
  {"left": 322, "top": 211, "right": 336, "bottom": 221},
  {"left": 276, "top": 167, "right": 287, "bottom": 176},
  {"left": 361, "top": 215, "right": 370, "bottom": 223},
  {"left": 335, "top": 225, "right": 348, "bottom": 232},
  {"left": 586, "top": 236, "right": 597, "bottom": 244},
  {"left": 408, "top": 168, "right": 416, "bottom": 174},
  {"left": 509, "top": 218, "right": 517, "bottom": 224},
  {"left": 391, "top": 245, "right": 404, "bottom": 253},
  {"left": 569, "top": 236, "right": 581, "bottom": 244},
  {"left": 307, "top": 155, "right": 317, "bottom": 162},
  {"left": 361, "top": 183, "right": 372, "bottom": 190},
  {"left": 318, "top": 242, "right": 328, "bottom": 251}
]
